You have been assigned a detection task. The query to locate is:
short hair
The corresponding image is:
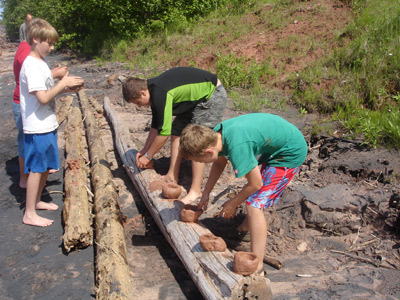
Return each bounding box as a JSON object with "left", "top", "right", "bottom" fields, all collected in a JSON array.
[
  {"left": 179, "top": 124, "right": 218, "bottom": 159},
  {"left": 122, "top": 77, "right": 148, "bottom": 102},
  {"left": 26, "top": 18, "right": 58, "bottom": 46}
]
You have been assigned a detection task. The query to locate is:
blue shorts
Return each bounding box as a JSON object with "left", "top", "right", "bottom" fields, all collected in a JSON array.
[
  {"left": 12, "top": 101, "right": 24, "bottom": 158},
  {"left": 24, "top": 130, "right": 59, "bottom": 174},
  {"left": 246, "top": 165, "right": 299, "bottom": 209}
]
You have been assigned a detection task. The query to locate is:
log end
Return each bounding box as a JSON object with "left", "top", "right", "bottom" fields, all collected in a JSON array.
[{"left": 231, "top": 275, "right": 273, "bottom": 300}]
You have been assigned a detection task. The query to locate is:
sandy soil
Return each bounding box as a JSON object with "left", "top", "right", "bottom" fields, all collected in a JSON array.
[{"left": 1, "top": 1, "right": 400, "bottom": 298}]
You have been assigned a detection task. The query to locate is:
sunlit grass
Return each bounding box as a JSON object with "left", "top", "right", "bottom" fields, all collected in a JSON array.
[{"left": 107, "top": 0, "right": 400, "bottom": 148}]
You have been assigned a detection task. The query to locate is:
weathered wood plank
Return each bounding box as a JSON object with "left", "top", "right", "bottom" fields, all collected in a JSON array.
[
  {"left": 78, "top": 90, "right": 133, "bottom": 300},
  {"left": 62, "top": 106, "right": 93, "bottom": 252},
  {"left": 56, "top": 95, "right": 73, "bottom": 125},
  {"left": 104, "top": 96, "right": 272, "bottom": 300}
]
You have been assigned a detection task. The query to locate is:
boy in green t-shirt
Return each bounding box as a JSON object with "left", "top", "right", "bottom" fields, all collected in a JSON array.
[{"left": 179, "top": 113, "right": 307, "bottom": 275}]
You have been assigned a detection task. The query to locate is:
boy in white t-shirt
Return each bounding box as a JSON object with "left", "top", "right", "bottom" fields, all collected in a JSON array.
[{"left": 20, "top": 18, "right": 84, "bottom": 227}]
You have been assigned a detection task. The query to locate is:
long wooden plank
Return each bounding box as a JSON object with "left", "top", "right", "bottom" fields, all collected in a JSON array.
[
  {"left": 78, "top": 91, "right": 133, "bottom": 300},
  {"left": 104, "top": 96, "right": 272, "bottom": 300},
  {"left": 62, "top": 106, "right": 93, "bottom": 252}
]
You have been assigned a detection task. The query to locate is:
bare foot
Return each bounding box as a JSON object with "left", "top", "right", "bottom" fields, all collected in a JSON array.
[
  {"left": 180, "top": 190, "right": 201, "bottom": 205},
  {"left": 49, "top": 169, "right": 59, "bottom": 174},
  {"left": 36, "top": 201, "right": 59, "bottom": 210},
  {"left": 160, "top": 175, "right": 177, "bottom": 184},
  {"left": 23, "top": 214, "right": 54, "bottom": 227}
]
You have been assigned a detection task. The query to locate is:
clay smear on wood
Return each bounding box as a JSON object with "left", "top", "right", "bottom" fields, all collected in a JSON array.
[
  {"left": 62, "top": 106, "right": 93, "bottom": 252},
  {"left": 104, "top": 95, "right": 272, "bottom": 300},
  {"left": 79, "top": 90, "right": 133, "bottom": 300}
]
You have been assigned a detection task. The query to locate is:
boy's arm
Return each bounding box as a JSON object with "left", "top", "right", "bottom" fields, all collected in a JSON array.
[
  {"left": 197, "top": 156, "right": 228, "bottom": 211},
  {"left": 33, "top": 72, "right": 84, "bottom": 105},
  {"left": 219, "top": 165, "right": 263, "bottom": 219},
  {"left": 51, "top": 66, "right": 68, "bottom": 79},
  {"left": 138, "top": 128, "right": 158, "bottom": 155},
  {"left": 136, "top": 131, "right": 169, "bottom": 168}
]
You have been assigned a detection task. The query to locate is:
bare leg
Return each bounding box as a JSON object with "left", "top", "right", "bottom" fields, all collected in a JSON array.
[
  {"left": 18, "top": 156, "right": 28, "bottom": 188},
  {"left": 23, "top": 172, "right": 54, "bottom": 227},
  {"left": 35, "top": 171, "right": 58, "bottom": 210},
  {"left": 237, "top": 214, "right": 250, "bottom": 232},
  {"left": 165, "top": 135, "right": 181, "bottom": 182},
  {"left": 180, "top": 160, "right": 204, "bottom": 204},
  {"left": 247, "top": 205, "right": 267, "bottom": 273}
]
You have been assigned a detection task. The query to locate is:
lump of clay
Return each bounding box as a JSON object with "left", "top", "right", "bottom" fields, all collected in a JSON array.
[
  {"left": 233, "top": 251, "right": 258, "bottom": 275},
  {"left": 162, "top": 182, "right": 182, "bottom": 199},
  {"left": 180, "top": 204, "right": 203, "bottom": 223},
  {"left": 71, "top": 82, "right": 84, "bottom": 90},
  {"left": 199, "top": 233, "right": 226, "bottom": 252},
  {"left": 142, "top": 159, "right": 154, "bottom": 169}
]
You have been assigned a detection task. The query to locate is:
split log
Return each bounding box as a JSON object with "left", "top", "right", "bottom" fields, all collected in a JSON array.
[
  {"left": 56, "top": 95, "right": 74, "bottom": 125},
  {"left": 78, "top": 90, "right": 133, "bottom": 300},
  {"left": 62, "top": 107, "right": 93, "bottom": 252},
  {"left": 104, "top": 96, "right": 272, "bottom": 300},
  {"left": 89, "top": 95, "right": 104, "bottom": 114}
]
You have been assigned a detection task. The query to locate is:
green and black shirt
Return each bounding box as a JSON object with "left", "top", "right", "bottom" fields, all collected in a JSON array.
[{"left": 148, "top": 67, "right": 218, "bottom": 136}]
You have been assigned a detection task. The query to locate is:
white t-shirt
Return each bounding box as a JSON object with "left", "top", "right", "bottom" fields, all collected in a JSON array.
[{"left": 20, "top": 55, "right": 58, "bottom": 134}]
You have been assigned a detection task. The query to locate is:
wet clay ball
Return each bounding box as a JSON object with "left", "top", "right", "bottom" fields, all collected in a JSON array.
[
  {"left": 142, "top": 159, "right": 154, "bottom": 169},
  {"left": 180, "top": 204, "right": 203, "bottom": 223},
  {"left": 71, "top": 82, "right": 84, "bottom": 90},
  {"left": 162, "top": 182, "right": 182, "bottom": 199},
  {"left": 233, "top": 251, "right": 258, "bottom": 276},
  {"left": 199, "top": 233, "right": 227, "bottom": 252}
]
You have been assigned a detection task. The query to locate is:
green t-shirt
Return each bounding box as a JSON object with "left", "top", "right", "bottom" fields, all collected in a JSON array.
[
  {"left": 148, "top": 67, "right": 218, "bottom": 136},
  {"left": 214, "top": 113, "right": 307, "bottom": 178}
]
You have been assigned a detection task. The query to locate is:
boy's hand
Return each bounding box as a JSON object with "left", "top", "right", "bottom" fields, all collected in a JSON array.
[
  {"left": 197, "top": 195, "right": 210, "bottom": 211},
  {"left": 52, "top": 66, "right": 68, "bottom": 79},
  {"left": 62, "top": 72, "right": 85, "bottom": 91},
  {"left": 136, "top": 152, "right": 152, "bottom": 169},
  {"left": 219, "top": 200, "right": 236, "bottom": 219}
]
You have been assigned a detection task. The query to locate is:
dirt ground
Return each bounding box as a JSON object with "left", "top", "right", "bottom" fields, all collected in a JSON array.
[{"left": 1, "top": 1, "right": 400, "bottom": 299}]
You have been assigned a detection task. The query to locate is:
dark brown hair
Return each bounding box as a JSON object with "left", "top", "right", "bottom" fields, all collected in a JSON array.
[{"left": 122, "top": 77, "right": 147, "bottom": 102}]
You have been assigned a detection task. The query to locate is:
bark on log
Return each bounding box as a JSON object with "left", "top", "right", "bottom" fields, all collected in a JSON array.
[
  {"left": 104, "top": 96, "right": 272, "bottom": 300},
  {"left": 56, "top": 95, "right": 74, "bottom": 125},
  {"left": 78, "top": 90, "right": 133, "bottom": 300},
  {"left": 89, "top": 95, "right": 104, "bottom": 114},
  {"left": 63, "top": 106, "right": 93, "bottom": 252}
]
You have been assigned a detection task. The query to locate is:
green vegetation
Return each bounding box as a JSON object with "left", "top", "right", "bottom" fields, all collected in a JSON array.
[
  {"left": 0, "top": 0, "right": 221, "bottom": 53},
  {"left": 291, "top": 0, "right": 400, "bottom": 148},
  {"left": 1, "top": 0, "right": 399, "bottom": 148}
]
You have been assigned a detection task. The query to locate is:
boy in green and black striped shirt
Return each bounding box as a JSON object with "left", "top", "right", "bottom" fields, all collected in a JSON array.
[{"left": 122, "top": 67, "right": 227, "bottom": 204}]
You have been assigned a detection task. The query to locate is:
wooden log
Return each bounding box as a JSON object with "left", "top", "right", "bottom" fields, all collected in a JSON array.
[
  {"left": 56, "top": 95, "right": 74, "bottom": 125},
  {"left": 62, "top": 106, "right": 93, "bottom": 252},
  {"left": 103, "top": 96, "right": 272, "bottom": 300},
  {"left": 89, "top": 95, "right": 104, "bottom": 114},
  {"left": 78, "top": 90, "right": 133, "bottom": 300}
]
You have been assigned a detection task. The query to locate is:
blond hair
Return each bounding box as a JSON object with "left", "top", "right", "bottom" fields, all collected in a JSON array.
[
  {"left": 122, "top": 77, "right": 148, "bottom": 102},
  {"left": 26, "top": 18, "right": 58, "bottom": 46},
  {"left": 179, "top": 124, "right": 218, "bottom": 159}
]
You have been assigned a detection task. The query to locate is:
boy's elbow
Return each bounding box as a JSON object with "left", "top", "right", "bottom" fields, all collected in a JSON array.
[
  {"left": 254, "top": 181, "right": 263, "bottom": 191},
  {"left": 248, "top": 180, "right": 263, "bottom": 193}
]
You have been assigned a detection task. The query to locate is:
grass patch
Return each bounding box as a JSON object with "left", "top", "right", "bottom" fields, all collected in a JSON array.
[
  {"left": 106, "top": 0, "right": 400, "bottom": 149},
  {"left": 290, "top": 0, "right": 400, "bottom": 148}
]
